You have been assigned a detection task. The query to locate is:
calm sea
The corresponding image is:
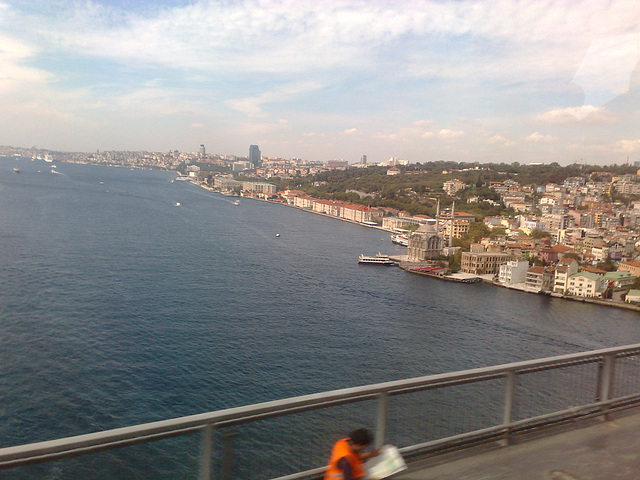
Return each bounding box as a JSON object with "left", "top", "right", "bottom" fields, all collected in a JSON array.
[{"left": 1, "top": 157, "right": 639, "bottom": 479}]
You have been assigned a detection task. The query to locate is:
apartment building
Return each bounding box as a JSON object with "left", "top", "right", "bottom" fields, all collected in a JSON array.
[
  {"left": 567, "top": 272, "right": 605, "bottom": 297},
  {"left": 461, "top": 252, "right": 515, "bottom": 275}
]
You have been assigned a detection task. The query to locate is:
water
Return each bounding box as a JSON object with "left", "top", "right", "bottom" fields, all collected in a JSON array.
[{"left": 1, "top": 157, "right": 639, "bottom": 478}]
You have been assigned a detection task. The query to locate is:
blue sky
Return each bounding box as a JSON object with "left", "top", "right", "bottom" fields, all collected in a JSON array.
[{"left": 1, "top": 0, "right": 639, "bottom": 165}]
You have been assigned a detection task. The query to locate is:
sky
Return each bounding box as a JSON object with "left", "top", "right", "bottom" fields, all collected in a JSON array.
[{"left": 1, "top": 0, "right": 640, "bottom": 165}]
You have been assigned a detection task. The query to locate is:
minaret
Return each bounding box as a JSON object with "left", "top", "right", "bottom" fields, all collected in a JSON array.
[{"left": 449, "top": 200, "right": 455, "bottom": 248}]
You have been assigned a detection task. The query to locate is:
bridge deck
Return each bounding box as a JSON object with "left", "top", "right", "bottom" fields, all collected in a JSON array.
[{"left": 394, "top": 409, "right": 640, "bottom": 480}]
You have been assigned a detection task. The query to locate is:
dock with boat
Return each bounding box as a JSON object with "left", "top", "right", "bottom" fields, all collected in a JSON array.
[{"left": 398, "top": 263, "right": 482, "bottom": 283}]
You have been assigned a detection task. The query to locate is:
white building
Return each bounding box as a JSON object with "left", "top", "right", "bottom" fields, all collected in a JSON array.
[
  {"left": 443, "top": 179, "right": 467, "bottom": 195},
  {"left": 567, "top": 272, "right": 605, "bottom": 298},
  {"left": 498, "top": 260, "right": 530, "bottom": 285}
]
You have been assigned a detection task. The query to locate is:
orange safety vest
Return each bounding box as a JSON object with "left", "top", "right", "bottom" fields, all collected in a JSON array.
[{"left": 324, "top": 438, "right": 366, "bottom": 480}]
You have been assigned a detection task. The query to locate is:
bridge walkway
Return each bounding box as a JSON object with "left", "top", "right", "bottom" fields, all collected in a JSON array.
[{"left": 394, "top": 409, "right": 640, "bottom": 480}]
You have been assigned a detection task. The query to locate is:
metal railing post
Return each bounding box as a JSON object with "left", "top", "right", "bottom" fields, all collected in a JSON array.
[
  {"left": 198, "top": 424, "right": 215, "bottom": 480},
  {"left": 220, "top": 430, "right": 237, "bottom": 480},
  {"left": 375, "top": 392, "right": 389, "bottom": 449},
  {"left": 500, "top": 370, "right": 516, "bottom": 446},
  {"left": 599, "top": 353, "right": 616, "bottom": 420}
]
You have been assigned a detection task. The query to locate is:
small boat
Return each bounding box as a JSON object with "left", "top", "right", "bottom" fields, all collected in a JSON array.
[
  {"left": 275, "top": 233, "right": 280, "bottom": 237},
  {"left": 358, "top": 253, "right": 396, "bottom": 265},
  {"left": 13, "top": 167, "right": 19, "bottom": 173},
  {"left": 175, "top": 202, "right": 181, "bottom": 207},
  {"left": 233, "top": 199, "right": 241, "bottom": 206}
]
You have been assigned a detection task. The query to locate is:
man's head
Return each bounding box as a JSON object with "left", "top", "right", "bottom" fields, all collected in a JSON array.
[{"left": 348, "top": 428, "right": 373, "bottom": 453}]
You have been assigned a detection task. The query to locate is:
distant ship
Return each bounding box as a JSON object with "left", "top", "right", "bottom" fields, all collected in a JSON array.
[
  {"left": 358, "top": 253, "right": 396, "bottom": 265},
  {"left": 13, "top": 167, "right": 19, "bottom": 173},
  {"left": 234, "top": 199, "right": 241, "bottom": 206},
  {"left": 44, "top": 155, "right": 53, "bottom": 163}
]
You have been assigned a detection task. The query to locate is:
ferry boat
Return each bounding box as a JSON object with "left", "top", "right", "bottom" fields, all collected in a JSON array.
[
  {"left": 390, "top": 233, "right": 408, "bottom": 246},
  {"left": 358, "top": 253, "right": 396, "bottom": 265}
]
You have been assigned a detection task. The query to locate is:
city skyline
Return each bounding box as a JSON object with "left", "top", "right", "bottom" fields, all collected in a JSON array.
[{"left": 0, "top": 1, "right": 639, "bottom": 165}]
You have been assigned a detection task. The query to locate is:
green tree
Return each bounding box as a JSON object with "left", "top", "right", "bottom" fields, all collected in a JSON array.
[
  {"left": 530, "top": 228, "right": 551, "bottom": 239},
  {"left": 466, "top": 221, "right": 490, "bottom": 243},
  {"left": 596, "top": 257, "right": 616, "bottom": 272}
]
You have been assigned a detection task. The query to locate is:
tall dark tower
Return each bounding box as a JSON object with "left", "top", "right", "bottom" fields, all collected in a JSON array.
[{"left": 249, "top": 145, "right": 261, "bottom": 167}]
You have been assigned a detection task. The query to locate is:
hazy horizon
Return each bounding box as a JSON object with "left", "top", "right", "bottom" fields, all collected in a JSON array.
[{"left": 1, "top": 1, "right": 639, "bottom": 165}]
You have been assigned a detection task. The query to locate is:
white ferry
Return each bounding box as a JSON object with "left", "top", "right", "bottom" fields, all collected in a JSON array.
[
  {"left": 358, "top": 253, "right": 396, "bottom": 265},
  {"left": 390, "top": 233, "right": 408, "bottom": 246}
]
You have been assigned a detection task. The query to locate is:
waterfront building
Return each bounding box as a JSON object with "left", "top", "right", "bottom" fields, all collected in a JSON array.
[
  {"left": 626, "top": 289, "right": 640, "bottom": 303},
  {"left": 382, "top": 216, "right": 430, "bottom": 231},
  {"left": 242, "top": 181, "right": 276, "bottom": 194},
  {"left": 292, "top": 195, "right": 314, "bottom": 209},
  {"left": 498, "top": 260, "right": 530, "bottom": 285},
  {"left": 407, "top": 224, "right": 443, "bottom": 261},
  {"left": 567, "top": 272, "right": 605, "bottom": 298},
  {"left": 340, "top": 204, "right": 383, "bottom": 223},
  {"left": 603, "top": 271, "right": 637, "bottom": 290},
  {"left": 525, "top": 266, "right": 555, "bottom": 293},
  {"left": 552, "top": 259, "right": 579, "bottom": 294},
  {"left": 186, "top": 164, "right": 200, "bottom": 177},
  {"left": 249, "top": 145, "right": 261, "bottom": 167},
  {"left": 213, "top": 176, "right": 243, "bottom": 191},
  {"left": 460, "top": 251, "right": 515, "bottom": 275}
]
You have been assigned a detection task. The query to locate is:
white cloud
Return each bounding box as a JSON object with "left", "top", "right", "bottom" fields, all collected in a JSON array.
[
  {"left": 376, "top": 133, "right": 400, "bottom": 141},
  {"left": 614, "top": 139, "right": 640, "bottom": 153},
  {"left": 226, "top": 81, "right": 324, "bottom": 117},
  {"left": 525, "top": 132, "right": 556, "bottom": 142},
  {"left": 412, "top": 119, "right": 434, "bottom": 128},
  {"left": 534, "top": 106, "right": 617, "bottom": 125},
  {"left": 421, "top": 131, "right": 435, "bottom": 139},
  {"left": 488, "top": 135, "right": 512, "bottom": 145},
  {"left": 438, "top": 129, "right": 464, "bottom": 139},
  {"left": 191, "top": 123, "right": 205, "bottom": 128},
  {"left": 340, "top": 128, "right": 360, "bottom": 135},
  {"left": 8, "top": 0, "right": 639, "bottom": 80}
]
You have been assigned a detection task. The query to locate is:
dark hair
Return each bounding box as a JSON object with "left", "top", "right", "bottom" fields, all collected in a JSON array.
[{"left": 349, "top": 428, "right": 373, "bottom": 446}]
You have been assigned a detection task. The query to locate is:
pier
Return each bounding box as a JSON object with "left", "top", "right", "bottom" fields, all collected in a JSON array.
[{"left": 2, "top": 344, "right": 640, "bottom": 479}]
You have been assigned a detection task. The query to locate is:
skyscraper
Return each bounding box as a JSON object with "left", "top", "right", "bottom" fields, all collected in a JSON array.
[
  {"left": 249, "top": 145, "right": 261, "bottom": 167},
  {"left": 198, "top": 144, "right": 206, "bottom": 157}
]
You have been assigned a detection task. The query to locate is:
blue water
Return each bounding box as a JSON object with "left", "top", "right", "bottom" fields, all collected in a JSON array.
[{"left": 1, "top": 157, "right": 639, "bottom": 479}]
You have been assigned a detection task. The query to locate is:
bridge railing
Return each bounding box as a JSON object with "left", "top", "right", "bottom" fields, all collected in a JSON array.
[{"left": 3, "top": 344, "right": 640, "bottom": 479}]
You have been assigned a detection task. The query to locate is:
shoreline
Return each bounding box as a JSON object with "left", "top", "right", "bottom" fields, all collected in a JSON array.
[{"left": 188, "top": 179, "right": 640, "bottom": 315}]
